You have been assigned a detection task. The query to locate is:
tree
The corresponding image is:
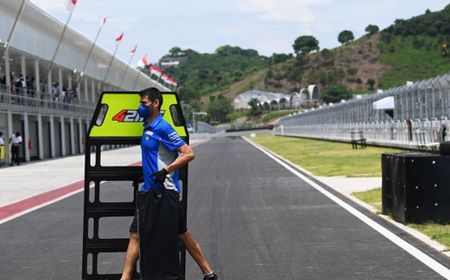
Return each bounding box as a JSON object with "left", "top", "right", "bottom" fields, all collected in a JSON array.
[
  {"left": 271, "top": 53, "right": 292, "bottom": 64},
  {"left": 321, "top": 84, "right": 352, "bottom": 103},
  {"left": 338, "top": 30, "right": 354, "bottom": 45},
  {"left": 365, "top": 24, "right": 379, "bottom": 35},
  {"left": 215, "top": 45, "right": 259, "bottom": 56},
  {"left": 366, "top": 78, "right": 376, "bottom": 90},
  {"left": 207, "top": 96, "right": 234, "bottom": 123},
  {"left": 241, "top": 48, "right": 259, "bottom": 57},
  {"left": 178, "top": 80, "right": 200, "bottom": 102},
  {"left": 169, "top": 46, "right": 182, "bottom": 56},
  {"left": 293, "top": 35, "right": 319, "bottom": 56},
  {"left": 247, "top": 98, "right": 262, "bottom": 117},
  {"left": 215, "top": 45, "right": 235, "bottom": 56}
]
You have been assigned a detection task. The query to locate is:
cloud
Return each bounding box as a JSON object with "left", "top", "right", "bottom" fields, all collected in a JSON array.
[{"left": 237, "top": 0, "right": 334, "bottom": 31}]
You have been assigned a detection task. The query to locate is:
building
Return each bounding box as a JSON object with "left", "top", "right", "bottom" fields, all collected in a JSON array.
[
  {"left": 0, "top": 1, "right": 168, "bottom": 164},
  {"left": 233, "top": 90, "right": 291, "bottom": 110},
  {"left": 234, "top": 86, "right": 321, "bottom": 110}
]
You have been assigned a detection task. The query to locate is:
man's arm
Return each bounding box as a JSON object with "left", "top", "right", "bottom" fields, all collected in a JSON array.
[{"left": 165, "top": 143, "right": 195, "bottom": 173}]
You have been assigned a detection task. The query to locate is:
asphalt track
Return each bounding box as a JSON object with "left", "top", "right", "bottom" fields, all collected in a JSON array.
[{"left": 0, "top": 136, "right": 449, "bottom": 279}]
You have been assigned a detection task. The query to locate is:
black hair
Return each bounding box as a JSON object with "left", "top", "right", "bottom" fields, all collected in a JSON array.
[
  {"left": 15, "top": 132, "right": 20, "bottom": 137},
  {"left": 140, "top": 87, "right": 163, "bottom": 109}
]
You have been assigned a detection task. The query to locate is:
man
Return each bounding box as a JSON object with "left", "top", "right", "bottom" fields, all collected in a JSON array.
[
  {"left": 121, "top": 88, "right": 218, "bottom": 280},
  {"left": 0, "top": 132, "right": 4, "bottom": 166},
  {"left": 10, "top": 132, "right": 22, "bottom": 166}
]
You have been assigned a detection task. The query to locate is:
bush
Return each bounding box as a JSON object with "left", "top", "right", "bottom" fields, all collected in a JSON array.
[
  {"left": 321, "top": 48, "right": 334, "bottom": 59},
  {"left": 271, "top": 53, "right": 292, "bottom": 64},
  {"left": 318, "top": 71, "right": 328, "bottom": 86},
  {"left": 337, "top": 68, "right": 346, "bottom": 80},
  {"left": 347, "top": 68, "right": 358, "bottom": 76},
  {"left": 412, "top": 38, "right": 424, "bottom": 49},
  {"left": 367, "top": 78, "right": 376, "bottom": 90},
  {"left": 381, "top": 33, "right": 393, "bottom": 44}
]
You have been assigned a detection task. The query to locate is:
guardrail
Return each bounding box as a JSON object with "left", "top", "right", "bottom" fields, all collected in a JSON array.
[
  {"left": 0, "top": 85, "right": 95, "bottom": 116},
  {"left": 274, "top": 119, "right": 448, "bottom": 150}
]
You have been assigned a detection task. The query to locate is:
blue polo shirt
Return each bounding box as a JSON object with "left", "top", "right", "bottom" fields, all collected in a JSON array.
[{"left": 141, "top": 114, "right": 186, "bottom": 192}]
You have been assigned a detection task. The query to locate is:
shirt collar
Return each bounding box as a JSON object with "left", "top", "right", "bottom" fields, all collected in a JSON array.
[{"left": 144, "top": 113, "right": 163, "bottom": 129}]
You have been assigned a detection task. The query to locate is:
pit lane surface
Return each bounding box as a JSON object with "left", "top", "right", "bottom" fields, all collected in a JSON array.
[{"left": 0, "top": 137, "right": 448, "bottom": 279}]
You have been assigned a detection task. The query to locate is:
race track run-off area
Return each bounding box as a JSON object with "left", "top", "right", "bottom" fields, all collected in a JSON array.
[{"left": 1, "top": 136, "right": 450, "bottom": 279}]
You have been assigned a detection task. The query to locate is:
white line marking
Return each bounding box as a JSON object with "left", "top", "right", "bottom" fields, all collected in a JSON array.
[
  {"left": 191, "top": 138, "right": 210, "bottom": 147},
  {"left": 243, "top": 136, "right": 450, "bottom": 279}
]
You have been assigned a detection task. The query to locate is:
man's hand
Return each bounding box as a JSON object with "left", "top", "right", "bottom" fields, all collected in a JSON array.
[{"left": 151, "top": 168, "right": 169, "bottom": 185}]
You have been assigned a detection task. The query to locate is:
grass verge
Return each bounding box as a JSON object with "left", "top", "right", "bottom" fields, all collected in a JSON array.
[
  {"left": 249, "top": 135, "right": 405, "bottom": 177},
  {"left": 353, "top": 188, "right": 450, "bottom": 249},
  {"left": 353, "top": 188, "right": 382, "bottom": 213},
  {"left": 408, "top": 224, "right": 450, "bottom": 249}
]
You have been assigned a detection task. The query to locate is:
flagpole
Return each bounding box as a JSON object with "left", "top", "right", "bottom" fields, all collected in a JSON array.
[
  {"left": 100, "top": 41, "right": 121, "bottom": 92},
  {"left": 3, "top": 0, "right": 26, "bottom": 51},
  {"left": 157, "top": 74, "right": 162, "bottom": 84},
  {"left": 1, "top": 0, "right": 26, "bottom": 96},
  {"left": 74, "top": 17, "right": 106, "bottom": 90},
  {"left": 132, "top": 69, "right": 141, "bottom": 90},
  {"left": 47, "top": 3, "right": 76, "bottom": 76},
  {"left": 119, "top": 50, "right": 135, "bottom": 89}
]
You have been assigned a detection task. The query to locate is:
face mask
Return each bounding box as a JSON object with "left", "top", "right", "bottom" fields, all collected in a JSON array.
[{"left": 137, "top": 104, "right": 152, "bottom": 119}]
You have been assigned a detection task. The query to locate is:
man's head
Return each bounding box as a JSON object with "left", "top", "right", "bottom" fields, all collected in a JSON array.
[
  {"left": 139, "top": 87, "right": 163, "bottom": 110},
  {"left": 138, "top": 87, "right": 163, "bottom": 120},
  {"left": 15, "top": 132, "right": 20, "bottom": 137}
]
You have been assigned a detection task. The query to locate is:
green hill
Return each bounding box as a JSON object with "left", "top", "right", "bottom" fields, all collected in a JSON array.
[
  {"left": 377, "top": 4, "right": 450, "bottom": 88},
  {"left": 161, "top": 46, "right": 269, "bottom": 105},
  {"left": 147, "top": 5, "right": 450, "bottom": 122},
  {"left": 378, "top": 35, "right": 450, "bottom": 88},
  {"left": 258, "top": 4, "right": 450, "bottom": 95}
]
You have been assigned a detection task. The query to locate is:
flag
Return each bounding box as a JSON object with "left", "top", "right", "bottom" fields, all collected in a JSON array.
[
  {"left": 137, "top": 54, "right": 148, "bottom": 67},
  {"left": 149, "top": 65, "right": 162, "bottom": 78},
  {"left": 161, "top": 74, "right": 170, "bottom": 83},
  {"left": 115, "top": 32, "right": 124, "bottom": 43},
  {"left": 129, "top": 45, "right": 137, "bottom": 56},
  {"left": 100, "top": 16, "right": 107, "bottom": 27},
  {"left": 168, "top": 77, "right": 178, "bottom": 87},
  {"left": 65, "top": 0, "right": 77, "bottom": 12}
]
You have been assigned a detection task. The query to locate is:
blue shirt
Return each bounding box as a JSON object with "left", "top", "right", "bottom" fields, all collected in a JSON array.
[{"left": 141, "top": 114, "right": 186, "bottom": 192}]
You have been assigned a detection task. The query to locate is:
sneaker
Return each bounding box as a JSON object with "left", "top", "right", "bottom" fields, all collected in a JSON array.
[{"left": 203, "top": 273, "right": 218, "bottom": 280}]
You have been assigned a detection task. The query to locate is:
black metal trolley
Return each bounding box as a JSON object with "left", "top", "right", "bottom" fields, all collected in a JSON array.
[{"left": 81, "top": 91, "right": 189, "bottom": 279}]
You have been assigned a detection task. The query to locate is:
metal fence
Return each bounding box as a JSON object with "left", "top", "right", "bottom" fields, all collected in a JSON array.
[
  {"left": 275, "top": 73, "right": 450, "bottom": 149},
  {"left": 0, "top": 84, "right": 94, "bottom": 117}
]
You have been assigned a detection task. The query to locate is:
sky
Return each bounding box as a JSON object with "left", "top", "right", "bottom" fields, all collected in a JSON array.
[{"left": 29, "top": 0, "right": 450, "bottom": 66}]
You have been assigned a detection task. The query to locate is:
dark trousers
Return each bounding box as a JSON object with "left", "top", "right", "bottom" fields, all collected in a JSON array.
[
  {"left": 11, "top": 145, "right": 20, "bottom": 165},
  {"left": 138, "top": 189, "right": 181, "bottom": 280}
]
